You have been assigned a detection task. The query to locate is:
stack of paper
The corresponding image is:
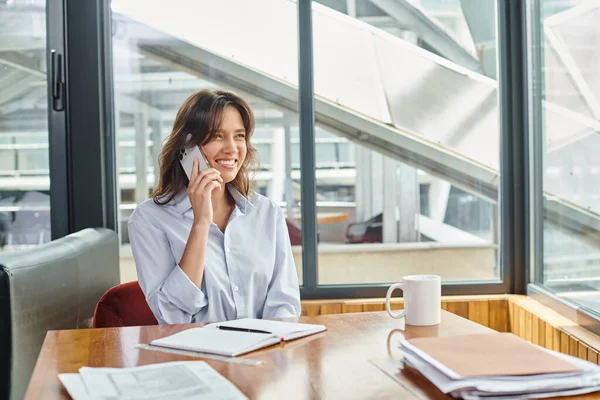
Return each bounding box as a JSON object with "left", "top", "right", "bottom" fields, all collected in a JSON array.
[
  {"left": 400, "top": 333, "right": 600, "bottom": 399},
  {"left": 58, "top": 361, "right": 248, "bottom": 400}
]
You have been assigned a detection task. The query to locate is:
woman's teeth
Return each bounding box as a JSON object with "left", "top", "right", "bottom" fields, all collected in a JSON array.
[{"left": 216, "top": 160, "right": 236, "bottom": 167}]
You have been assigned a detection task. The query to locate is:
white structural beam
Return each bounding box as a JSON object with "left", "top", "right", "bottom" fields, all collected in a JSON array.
[
  {"left": 354, "top": 146, "right": 371, "bottom": 222},
  {"left": 371, "top": 0, "right": 482, "bottom": 72},
  {"left": 270, "top": 125, "right": 285, "bottom": 202},
  {"left": 0, "top": 51, "right": 45, "bottom": 76},
  {"left": 0, "top": 76, "right": 34, "bottom": 107},
  {"left": 346, "top": 0, "right": 356, "bottom": 17},
  {"left": 283, "top": 122, "right": 294, "bottom": 216},
  {"left": 0, "top": 69, "right": 23, "bottom": 89},
  {"left": 113, "top": 71, "right": 206, "bottom": 93},
  {"left": 428, "top": 178, "right": 451, "bottom": 222},
  {"left": 0, "top": 35, "right": 45, "bottom": 52},
  {"left": 397, "top": 162, "right": 419, "bottom": 242},
  {"left": 382, "top": 156, "right": 399, "bottom": 243},
  {"left": 114, "top": 102, "right": 124, "bottom": 245},
  {"left": 114, "top": 92, "right": 162, "bottom": 119},
  {"left": 134, "top": 112, "right": 149, "bottom": 204},
  {"left": 545, "top": 26, "right": 600, "bottom": 120},
  {"left": 149, "top": 118, "right": 163, "bottom": 184}
]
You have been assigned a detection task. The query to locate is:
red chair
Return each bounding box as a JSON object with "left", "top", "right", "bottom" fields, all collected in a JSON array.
[{"left": 92, "top": 281, "right": 158, "bottom": 328}]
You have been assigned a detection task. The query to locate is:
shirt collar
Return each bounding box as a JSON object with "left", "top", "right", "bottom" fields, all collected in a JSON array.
[
  {"left": 171, "top": 184, "right": 255, "bottom": 214},
  {"left": 227, "top": 185, "right": 256, "bottom": 213}
]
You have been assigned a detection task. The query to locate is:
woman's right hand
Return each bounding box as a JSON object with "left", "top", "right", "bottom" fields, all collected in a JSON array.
[{"left": 187, "top": 157, "right": 223, "bottom": 226}]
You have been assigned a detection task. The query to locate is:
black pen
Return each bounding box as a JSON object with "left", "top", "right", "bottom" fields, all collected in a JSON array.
[{"left": 217, "top": 326, "right": 272, "bottom": 334}]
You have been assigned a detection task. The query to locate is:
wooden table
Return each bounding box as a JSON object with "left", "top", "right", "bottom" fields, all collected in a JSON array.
[{"left": 24, "top": 311, "right": 599, "bottom": 399}]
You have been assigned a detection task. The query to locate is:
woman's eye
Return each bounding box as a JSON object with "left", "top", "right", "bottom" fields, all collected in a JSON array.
[{"left": 236, "top": 134, "right": 246, "bottom": 139}]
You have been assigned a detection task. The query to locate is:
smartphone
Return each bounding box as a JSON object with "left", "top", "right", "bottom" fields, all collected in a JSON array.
[{"left": 179, "top": 144, "right": 210, "bottom": 180}]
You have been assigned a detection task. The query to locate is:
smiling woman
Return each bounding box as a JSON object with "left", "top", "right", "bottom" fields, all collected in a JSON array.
[{"left": 127, "top": 89, "right": 301, "bottom": 325}]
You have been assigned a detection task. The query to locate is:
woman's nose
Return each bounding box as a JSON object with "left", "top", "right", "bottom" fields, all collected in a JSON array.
[{"left": 223, "top": 137, "right": 237, "bottom": 152}]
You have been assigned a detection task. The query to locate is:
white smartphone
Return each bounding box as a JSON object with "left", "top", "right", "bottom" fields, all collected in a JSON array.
[{"left": 179, "top": 144, "right": 210, "bottom": 180}]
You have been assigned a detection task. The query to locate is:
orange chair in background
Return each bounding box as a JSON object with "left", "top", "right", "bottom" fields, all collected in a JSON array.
[{"left": 92, "top": 281, "right": 158, "bottom": 328}]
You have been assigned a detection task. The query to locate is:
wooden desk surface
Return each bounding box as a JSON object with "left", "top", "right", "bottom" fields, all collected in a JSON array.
[{"left": 24, "top": 311, "right": 599, "bottom": 399}]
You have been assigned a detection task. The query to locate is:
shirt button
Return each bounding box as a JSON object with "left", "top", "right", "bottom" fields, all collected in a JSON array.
[
  {"left": 226, "top": 248, "right": 231, "bottom": 253},
  {"left": 233, "top": 285, "right": 239, "bottom": 291}
]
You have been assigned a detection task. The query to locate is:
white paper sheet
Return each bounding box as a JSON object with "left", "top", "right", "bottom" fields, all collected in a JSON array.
[{"left": 60, "top": 361, "right": 248, "bottom": 400}]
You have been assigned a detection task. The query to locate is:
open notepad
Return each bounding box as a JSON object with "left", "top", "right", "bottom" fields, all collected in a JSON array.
[{"left": 150, "top": 318, "right": 327, "bottom": 357}]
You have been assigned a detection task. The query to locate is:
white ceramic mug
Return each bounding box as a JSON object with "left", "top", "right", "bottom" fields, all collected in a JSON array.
[{"left": 385, "top": 275, "right": 441, "bottom": 326}]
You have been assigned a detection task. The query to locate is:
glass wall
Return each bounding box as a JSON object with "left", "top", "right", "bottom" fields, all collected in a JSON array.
[
  {"left": 311, "top": 0, "right": 501, "bottom": 284},
  {"left": 0, "top": 0, "right": 51, "bottom": 252},
  {"left": 529, "top": 1, "right": 600, "bottom": 311},
  {"left": 110, "top": 0, "right": 302, "bottom": 283}
]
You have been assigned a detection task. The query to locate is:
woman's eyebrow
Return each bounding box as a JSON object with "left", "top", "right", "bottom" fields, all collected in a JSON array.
[{"left": 215, "top": 129, "right": 246, "bottom": 133}]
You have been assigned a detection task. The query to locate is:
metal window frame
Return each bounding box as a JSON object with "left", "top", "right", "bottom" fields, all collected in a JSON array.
[
  {"left": 524, "top": 1, "right": 600, "bottom": 329},
  {"left": 498, "top": 0, "right": 529, "bottom": 295},
  {"left": 47, "top": 0, "right": 70, "bottom": 240},
  {"left": 525, "top": 0, "right": 545, "bottom": 286},
  {"left": 298, "top": 0, "right": 525, "bottom": 299},
  {"left": 298, "top": 0, "right": 319, "bottom": 292},
  {"left": 47, "top": 0, "right": 117, "bottom": 239}
]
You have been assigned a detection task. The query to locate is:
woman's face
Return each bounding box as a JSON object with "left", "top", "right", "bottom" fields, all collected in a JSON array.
[{"left": 201, "top": 105, "right": 248, "bottom": 184}]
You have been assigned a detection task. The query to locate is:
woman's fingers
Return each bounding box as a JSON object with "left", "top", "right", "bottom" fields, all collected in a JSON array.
[
  {"left": 189, "top": 169, "right": 222, "bottom": 193},
  {"left": 207, "top": 180, "right": 222, "bottom": 193},
  {"left": 189, "top": 167, "right": 220, "bottom": 186},
  {"left": 188, "top": 157, "right": 200, "bottom": 187},
  {"left": 196, "top": 173, "right": 223, "bottom": 192}
]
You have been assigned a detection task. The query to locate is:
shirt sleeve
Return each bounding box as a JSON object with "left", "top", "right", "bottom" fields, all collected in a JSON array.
[
  {"left": 128, "top": 218, "right": 208, "bottom": 324},
  {"left": 262, "top": 207, "right": 302, "bottom": 318}
]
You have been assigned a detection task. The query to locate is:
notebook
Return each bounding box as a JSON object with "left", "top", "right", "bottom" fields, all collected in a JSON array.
[
  {"left": 403, "top": 332, "right": 581, "bottom": 378},
  {"left": 150, "top": 318, "right": 327, "bottom": 357}
]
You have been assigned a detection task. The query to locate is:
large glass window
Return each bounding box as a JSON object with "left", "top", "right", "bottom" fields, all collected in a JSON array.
[
  {"left": 529, "top": 1, "right": 600, "bottom": 311},
  {"left": 110, "top": 0, "right": 302, "bottom": 284},
  {"left": 0, "top": 1, "right": 51, "bottom": 252},
  {"left": 311, "top": 0, "right": 501, "bottom": 284}
]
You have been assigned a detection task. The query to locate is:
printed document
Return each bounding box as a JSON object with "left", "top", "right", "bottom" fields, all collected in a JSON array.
[{"left": 58, "top": 361, "right": 248, "bottom": 400}]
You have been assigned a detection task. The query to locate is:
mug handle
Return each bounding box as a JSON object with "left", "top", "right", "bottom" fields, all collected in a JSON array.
[{"left": 386, "top": 282, "right": 405, "bottom": 319}]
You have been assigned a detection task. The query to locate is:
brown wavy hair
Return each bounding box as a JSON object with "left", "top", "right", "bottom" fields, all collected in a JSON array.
[{"left": 151, "top": 89, "right": 258, "bottom": 205}]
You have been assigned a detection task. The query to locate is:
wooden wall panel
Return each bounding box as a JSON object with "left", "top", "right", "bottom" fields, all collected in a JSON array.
[
  {"left": 531, "top": 315, "right": 539, "bottom": 345},
  {"left": 588, "top": 348, "right": 599, "bottom": 364},
  {"left": 569, "top": 336, "right": 579, "bottom": 357},
  {"left": 363, "top": 303, "right": 385, "bottom": 312},
  {"left": 508, "top": 300, "right": 515, "bottom": 333},
  {"left": 446, "top": 301, "right": 469, "bottom": 319},
  {"left": 553, "top": 327, "right": 561, "bottom": 352},
  {"left": 467, "top": 301, "right": 489, "bottom": 327},
  {"left": 489, "top": 299, "right": 508, "bottom": 332},
  {"left": 342, "top": 303, "right": 363, "bottom": 313},
  {"left": 302, "top": 303, "right": 321, "bottom": 317},
  {"left": 579, "top": 342, "right": 588, "bottom": 360},
  {"left": 560, "top": 332, "right": 570, "bottom": 355},
  {"left": 545, "top": 322, "right": 554, "bottom": 350},
  {"left": 524, "top": 309, "right": 533, "bottom": 342},
  {"left": 513, "top": 305, "right": 521, "bottom": 337},
  {"left": 537, "top": 318, "right": 545, "bottom": 347},
  {"left": 320, "top": 303, "right": 342, "bottom": 315}
]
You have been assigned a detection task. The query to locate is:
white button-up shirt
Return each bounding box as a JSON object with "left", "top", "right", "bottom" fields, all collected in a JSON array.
[{"left": 128, "top": 185, "right": 301, "bottom": 325}]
